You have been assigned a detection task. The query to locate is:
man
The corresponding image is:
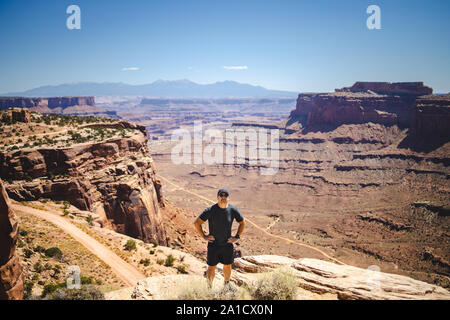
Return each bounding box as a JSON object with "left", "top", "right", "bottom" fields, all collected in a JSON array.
[{"left": 194, "top": 188, "right": 245, "bottom": 289}]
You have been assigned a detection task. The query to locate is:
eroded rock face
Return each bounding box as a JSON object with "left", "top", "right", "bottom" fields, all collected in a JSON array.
[
  {"left": 1, "top": 108, "right": 31, "bottom": 123},
  {"left": 410, "top": 94, "right": 450, "bottom": 139},
  {"left": 336, "top": 82, "right": 433, "bottom": 96},
  {"left": 0, "top": 96, "right": 95, "bottom": 110},
  {"left": 290, "top": 82, "right": 438, "bottom": 129},
  {"left": 0, "top": 122, "right": 167, "bottom": 245},
  {"left": 0, "top": 179, "right": 24, "bottom": 300},
  {"left": 232, "top": 255, "right": 450, "bottom": 300}
]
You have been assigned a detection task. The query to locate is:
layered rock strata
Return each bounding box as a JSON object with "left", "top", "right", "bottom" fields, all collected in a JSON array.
[{"left": 0, "top": 121, "right": 167, "bottom": 245}]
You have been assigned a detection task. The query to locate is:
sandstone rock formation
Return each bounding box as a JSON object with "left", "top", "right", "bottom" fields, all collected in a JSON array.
[
  {"left": 0, "top": 96, "right": 106, "bottom": 115},
  {"left": 0, "top": 120, "right": 167, "bottom": 245},
  {"left": 1, "top": 108, "right": 31, "bottom": 123},
  {"left": 336, "top": 82, "right": 433, "bottom": 96},
  {"left": 0, "top": 96, "right": 95, "bottom": 109},
  {"left": 130, "top": 255, "right": 450, "bottom": 300},
  {"left": 232, "top": 255, "right": 450, "bottom": 300},
  {"left": 0, "top": 179, "right": 24, "bottom": 300}
]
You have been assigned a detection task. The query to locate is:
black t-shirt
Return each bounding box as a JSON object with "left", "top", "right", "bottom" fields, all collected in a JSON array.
[{"left": 199, "top": 204, "right": 244, "bottom": 245}]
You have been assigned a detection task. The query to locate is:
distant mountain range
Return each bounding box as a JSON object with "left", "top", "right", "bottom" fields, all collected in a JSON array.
[{"left": 1, "top": 80, "right": 298, "bottom": 98}]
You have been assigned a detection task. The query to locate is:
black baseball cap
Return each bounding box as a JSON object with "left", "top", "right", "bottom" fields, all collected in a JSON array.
[{"left": 217, "top": 189, "right": 229, "bottom": 196}]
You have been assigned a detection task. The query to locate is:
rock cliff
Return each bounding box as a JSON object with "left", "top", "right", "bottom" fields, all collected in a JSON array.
[
  {"left": 0, "top": 117, "right": 167, "bottom": 245},
  {"left": 0, "top": 179, "right": 24, "bottom": 300},
  {"left": 0, "top": 96, "right": 106, "bottom": 115}
]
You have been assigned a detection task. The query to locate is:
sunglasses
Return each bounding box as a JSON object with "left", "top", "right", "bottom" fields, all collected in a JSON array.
[{"left": 219, "top": 193, "right": 229, "bottom": 197}]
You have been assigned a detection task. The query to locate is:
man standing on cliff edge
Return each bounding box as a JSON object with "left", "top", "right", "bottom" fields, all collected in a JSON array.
[{"left": 194, "top": 188, "right": 245, "bottom": 289}]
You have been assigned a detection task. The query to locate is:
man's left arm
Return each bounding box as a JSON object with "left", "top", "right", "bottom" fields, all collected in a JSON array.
[{"left": 228, "top": 208, "right": 245, "bottom": 243}]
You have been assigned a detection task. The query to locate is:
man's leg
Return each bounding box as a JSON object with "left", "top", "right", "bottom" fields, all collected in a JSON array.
[
  {"left": 223, "top": 264, "right": 231, "bottom": 282},
  {"left": 206, "top": 265, "right": 216, "bottom": 288}
]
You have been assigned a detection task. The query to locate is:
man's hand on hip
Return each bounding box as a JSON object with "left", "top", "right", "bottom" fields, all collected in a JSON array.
[
  {"left": 227, "top": 237, "right": 239, "bottom": 244},
  {"left": 203, "top": 235, "right": 215, "bottom": 242}
]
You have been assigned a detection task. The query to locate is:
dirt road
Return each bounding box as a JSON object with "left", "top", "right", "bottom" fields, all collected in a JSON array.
[{"left": 12, "top": 203, "right": 146, "bottom": 287}]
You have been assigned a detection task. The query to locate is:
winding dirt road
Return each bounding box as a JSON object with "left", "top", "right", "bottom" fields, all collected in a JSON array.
[{"left": 12, "top": 203, "right": 146, "bottom": 287}]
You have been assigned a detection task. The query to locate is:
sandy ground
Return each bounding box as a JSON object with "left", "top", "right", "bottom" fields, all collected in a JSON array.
[{"left": 12, "top": 202, "right": 146, "bottom": 287}]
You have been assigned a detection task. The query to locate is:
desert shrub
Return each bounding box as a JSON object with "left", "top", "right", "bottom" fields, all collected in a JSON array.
[
  {"left": 156, "top": 259, "right": 164, "bottom": 265},
  {"left": 86, "top": 214, "right": 93, "bottom": 225},
  {"left": 176, "top": 264, "right": 188, "bottom": 274},
  {"left": 81, "top": 276, "right": 93, "bottom": 285},
  {"left": 41, "top": 282, "right": 66, "bottom": 298},
  {"left": 23, "top": 248, "right": 33, "bottom": 258},
  {"left": 33, "top": 262, "right": 44, "bottom": 273},
  {"left": 249, "top": 267, "right": 298, "bottom": 300},
  {"left": 124, "top": 240, "right": 136, "bottom": 251},
  {"left": 164, "top": 254, "right": 175, "bottom": 267},
  {"left": 44, "top": 247, "right": 63, "bottom": 259},
  {"left": 140, "top": 258, "right": 150, "bottom": 266},
  {"left": 175, "top": 278, "right": 248, "bottom": 300},
  {"left": 46, "top": 286, "right": 105, "bottom": 300},
  {"left": 19, "top": 229, "right": 29, "bottom": 237},
  {"left": 34, "top": 245, "right": 45, "bottom": 253},
  {"left": 24, "top": 281, "right": 34, "bottom": 299},
  {"left": 152, "top": 241, "right": 158, "bottom": 248}
]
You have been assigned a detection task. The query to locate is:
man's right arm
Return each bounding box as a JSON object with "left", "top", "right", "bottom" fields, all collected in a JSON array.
[{"left": 194, "top": 217, "right": 215, "bottom": 242}]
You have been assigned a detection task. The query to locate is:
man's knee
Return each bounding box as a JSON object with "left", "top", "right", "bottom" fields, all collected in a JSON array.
[
  {"left": 207, "top": 265, "right": 216, "bottom": 273},
  {"left": 223, "top": 264, "right": 231, "bottom": 270}
]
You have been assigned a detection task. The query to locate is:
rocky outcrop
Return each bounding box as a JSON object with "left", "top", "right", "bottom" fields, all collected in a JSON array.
[
  {"left": 0, "top": 122, "right": 167, "bottom": 245},
  {"left": 410, "top": 94, "right": 450, "bottom": 139},
  {"left": 0, "top": 96, "right": 95, "bottom": 110},
  {"left": 232, "top": 255, "right": 450, "bottom": 300},
  {"left": 1, "top": 108, "right": 31, "bottom": 123},
  {"left": 290, "top": 82, "right": 437, "bottom": 129},
  {"left": 0, "top": 179, "right": 24, "bottom": 300},
  {"left": 130, "top": 255, "right": 450, "bottom": 300},
  {"left": 290, "top": 91, "right": 414, "bottom": 127},
  {"left": 336, "top": 82, "right": 433, "bottom": 96},
  {"left": 0, "top": 96, "right": 106, "bottom": 116}
]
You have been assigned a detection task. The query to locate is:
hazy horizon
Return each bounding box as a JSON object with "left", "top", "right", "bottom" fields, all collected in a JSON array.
[{"left": 1, "top": 0, "right": 450, "bottom": 93}]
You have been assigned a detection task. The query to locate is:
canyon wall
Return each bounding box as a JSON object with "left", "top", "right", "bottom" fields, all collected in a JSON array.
[
  {"left": 0, "top": 97, "right": 95, "bottom": 110},
  {"left": 0, "top": 179, "right": 24, "bottom": 300},
  {"left": 290, "top": 82, "right": 446, "bottom": 132},
  {"left": 0, "top": 121, "right": 167, "bottom": 245}
]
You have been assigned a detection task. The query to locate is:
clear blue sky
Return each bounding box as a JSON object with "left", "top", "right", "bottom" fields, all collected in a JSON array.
[{"left": 1, "top": 0, "right": 449, "bottom": 93}]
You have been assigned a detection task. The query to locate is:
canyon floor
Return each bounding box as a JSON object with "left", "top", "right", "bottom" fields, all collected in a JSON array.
[{"left": 148, "top": 119, "right": 450, "bottom": 290}]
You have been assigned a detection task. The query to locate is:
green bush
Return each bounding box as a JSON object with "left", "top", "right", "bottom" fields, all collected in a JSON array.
[
  {"left": 164, "top": 255, "right": 175, "bottom": 267},
  {"left": 23, "top": 248, "right": 34, "bottom": 258},
  {"left": 24, "top": 281, "right": 34, "bottom": 299},
  {"left": 34, "top": 245, "right": 45, "bottom": 253},
  {"left": 176, "top": 264, "right": 188, "bottom": 274},
  {"left": 124, "top": 240, "right": 137, "bottom": 251},
  {"left": 33, "top": 262, "right": 44, "bottom": 273},
  {"left": 44, "top": 247, "right": 63, "bottom": 259},
  {"left": 249, "top": 267, "right": 299, "bottom": 300},
  {"left": 41, "top": 282, "right": 66, "bottom": 298}
]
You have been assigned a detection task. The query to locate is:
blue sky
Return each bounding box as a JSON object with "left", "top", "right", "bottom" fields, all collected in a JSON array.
[{"left": 1, "top": 0, "right": 449, "bottom": 93}]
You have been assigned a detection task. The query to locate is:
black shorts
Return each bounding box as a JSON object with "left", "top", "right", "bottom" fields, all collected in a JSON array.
[{"left": 207, "top": 242, "right": 234, "bottom": 266}]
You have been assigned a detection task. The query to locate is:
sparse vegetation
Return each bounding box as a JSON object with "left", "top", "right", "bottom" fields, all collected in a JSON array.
[
  {"left": 124, "top": 239, "right": 137, "bottom": 251},
  {"left": 248, "top": 267, "right": 299, "bottom": 300},
  {"left": 164, "top": 254, "right": 175, "bottom": 267}
]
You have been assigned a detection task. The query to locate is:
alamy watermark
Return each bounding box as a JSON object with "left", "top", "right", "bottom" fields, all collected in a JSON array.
[
  {"left": 366, "top": 5, "right": 381, "bottom": 30},
  {"left": 171, "top": 121, "right": 279, "bottom": 175},
  {"left": 66, "top": 5, "right": 81, "bottom": 30},
  {"left": 66, "top": 265, "right": 81, "bottom": 289}
]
